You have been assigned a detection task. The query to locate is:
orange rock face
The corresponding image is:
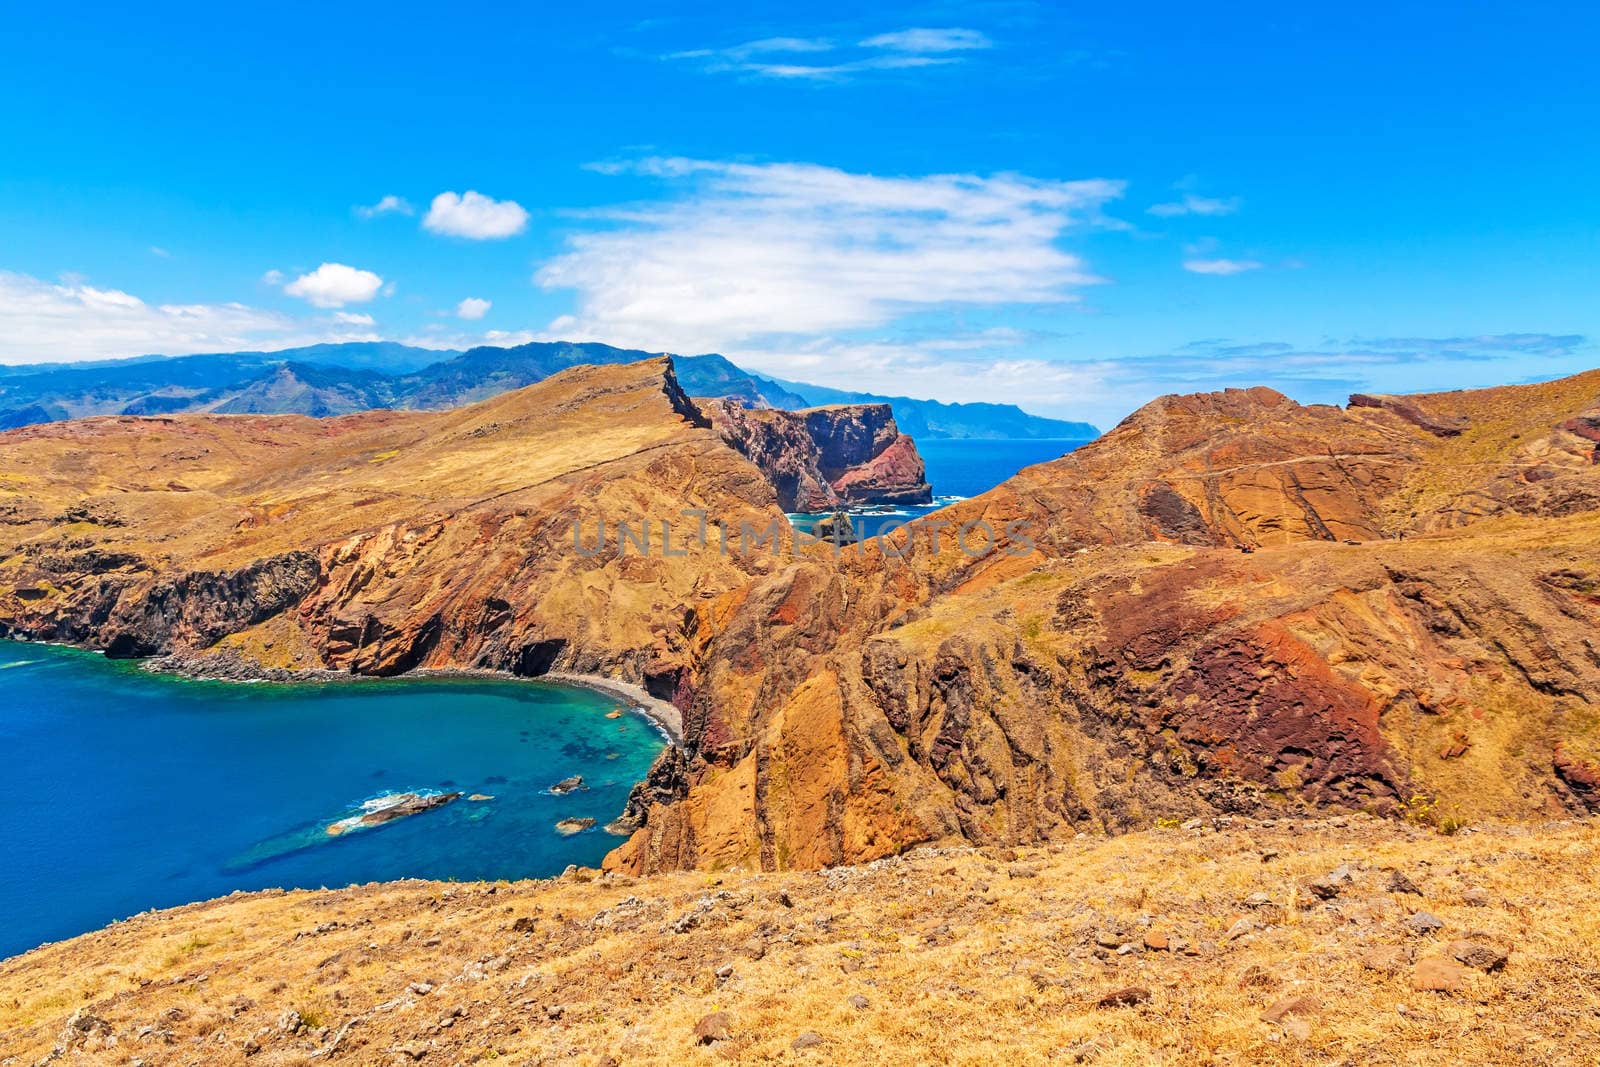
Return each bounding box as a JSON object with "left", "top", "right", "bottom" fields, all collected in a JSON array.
[
  {"left": 607, "top": 368, "right": 1600, "bottom": 873},
  {"left": 2, "top": 359, "right": 1599, "bottom": 878}
]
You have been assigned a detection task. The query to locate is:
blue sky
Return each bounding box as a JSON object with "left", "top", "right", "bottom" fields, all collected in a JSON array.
[{"left": 2, "top": 1, "right": 1596, "bottom": 425}]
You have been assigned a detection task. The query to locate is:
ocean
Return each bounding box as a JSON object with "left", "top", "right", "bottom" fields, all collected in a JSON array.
[
  {"left": 0, "top": 643, "right": 664, "bottom": 959},
  {"left": 0, "top": 437, "right": 1091, "bottom": 958},
  {"left": 791, "top": 436, "right": 1093, "bottom": 538}
]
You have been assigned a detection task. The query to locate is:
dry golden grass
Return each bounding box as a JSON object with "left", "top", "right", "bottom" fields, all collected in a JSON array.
[{"left": 3, "top": 816, "right": 1596, "bottom": 1065}]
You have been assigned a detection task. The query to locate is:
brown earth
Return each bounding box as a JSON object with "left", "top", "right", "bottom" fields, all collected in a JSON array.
[
  {"left": 608, "top": 369, "right": 1600, "bottom": 874},
  {"left": 1, "top": 816, "right": 1595, "bottom": 1065},
  {"left": 1, "top": 361, "right": 1598, "bottom": 882}
]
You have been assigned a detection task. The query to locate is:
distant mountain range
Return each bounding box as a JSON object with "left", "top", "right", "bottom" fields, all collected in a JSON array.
[{"left": 0, "top": 341, "right": 1099, "bottom": 440}]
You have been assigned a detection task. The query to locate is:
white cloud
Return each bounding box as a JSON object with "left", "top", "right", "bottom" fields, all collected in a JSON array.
[
  {"left": 455, "top": 297, "right": 491, "bottom": 320},
  {"left": 334, "top": 311, "right": 376, "bottom": 326},
  {"left": 1183, "top": 258, "right": 1263, "bottom": 275},
  {"left": 860, "top": 28, "right": 993, "bottom": 52},
  {"left": 1148, "top": 193, "right": 1241, "bottom": 217},
  {"left": 669, "top": 37, "right": 833, "bottom": 60},
  {"left": 281, "top": 262, "right": 385, "bottom": 308},
  {"left": 149, "top": 246, "right": 171, "bottom": 258},
  {"left": 261, "top": 269, "right": 284, "bottom": 286},
  {"left": 423, "top": 191, "right": 529, "bottom": 239},
  {"left": 535, "top": 157, "right": 1123, "bottom": 353},
  {"left": 666, "top": 26, "right": 992, "bottom": 80},
  {"left": 0, "top": 270, "right": 376, "bottom": 365},
  {"left": 356, "top": 194, "right": 414, "bottom": 219}
]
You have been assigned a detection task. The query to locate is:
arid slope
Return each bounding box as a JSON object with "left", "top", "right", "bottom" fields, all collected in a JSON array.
[
  {"left": 610, "top": 370, "right": 1600, "bottom": 873},
  {"left": 0, "top": 358, "right": 779, "bottom": 688},
  {"left": 2, "top": 817, "right": 1595, "bottom": 1065}
]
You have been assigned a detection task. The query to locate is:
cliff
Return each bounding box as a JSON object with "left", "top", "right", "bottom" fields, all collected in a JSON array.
[
  {"left": 704, "top": 399, "right": 933, "bottom": 511},
  {"left": 0, "top": 358, "right": 782, "bottom": 696},
  {"left": 607, "top": 369, "right": 1600, "bottom": 874},
  {"left": 2, "top": 362, "right": 1598, "bottom": 880}
]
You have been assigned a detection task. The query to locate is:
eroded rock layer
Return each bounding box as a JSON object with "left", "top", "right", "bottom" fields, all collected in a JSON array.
[
  {"left": 705, "top": 400, "right": 932, "bottom": 510},
  {"left": 607, "top": 370, "right": 1600, "bottom": 873},
  {"left": 2, "top": 361, "right": 1598, "bottom": 876}
]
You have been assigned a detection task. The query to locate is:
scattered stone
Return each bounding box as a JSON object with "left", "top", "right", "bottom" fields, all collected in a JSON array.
[
  {"left": 407, "top": 982, "right": 434, "bottom": 996},
  {"left": 1243, "top": 892, "right": 1275, "bottom": 908},
  {"left": 1281, "top": 1017, "right": 1313, "bottom": 1041},
  {"left": 1412, "top": 956, "right": 1468, "bottom": 993},
  {"left": 1095, "top": 986, "right": 1150, "bottom": 1009},
  {"left": 1360, "top": 946, "right": 1410, "bottom": 974},
  {"left": 1447, "top": 939, "right": 1509, "bottom": 972},
  {"left": 1093, "top": 929, "right": 1122, "bottom": 949},
  {"left": 1225, "top": 917, "right": 1255, "bottom": 940},
  {"left": 792, "top": 1032, "right": 825, "bottom": 1050},
  {"left": 1403, "top": 911, "right": 1445, "bottom": 936},
  {"left": 847, "top": 994, "right": 870, "bottom": 1011},
  {"left": 1461, "top": 886, "right": 1492, "bottom": 907},
  {"left": 554, "top": 817, "right": 596, "bottom": 836},
  {"left": 510, "top": 916, "right": 537, "bottom": 934},
  {"left": 778, "top": 889, "right": 795, "bottom": 908},
  {"left": 549, "top": 775, "right": 585, "bottom": 795},
  {"left": 1143, "top": 932, "right": 1170, "bottom": 951},
  {"left": 693, "top": 1011, "right": 733, "bottom": 1044},
  {"left": 1308, "top": 864, "right": 1354, "bottom": 899},
  {"left": 52, "top": 1010, "right": 113, "bottom": 1056},
  {"left": 715, "top": 963, "right": 735, "bottom": 980},
  {"left": 1237, "top": 965, "right": 1278, "bottom": 989},
  {"left": 1385, "top": 869, "right": 1423, "bottom": 896},
  {"left": 242, "top": 1037, "right": 260, "bottom": 1056},
  {"left": 1261, "top": 995, "right": 1319, "bottom": 1024},
  {"left": 546, "top": 1005, "right": 564, "bottom": 1021},
  {"left": 1065, "top": 1037, "right": 1106, "bottom": 1062}
]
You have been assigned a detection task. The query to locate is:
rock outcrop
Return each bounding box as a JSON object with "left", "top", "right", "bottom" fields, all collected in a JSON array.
[
  {"left": 705, "top": 400, "right": 932, "bottom": 510},
  {"left": 606, "top": 369, "right": 1600, "bottom": 874},
  {"left": 3, "top": 360, "right": 1599, "bottom": 878},
  {"left": 0, "top": 358, "right": 781, "bottom": 697}
]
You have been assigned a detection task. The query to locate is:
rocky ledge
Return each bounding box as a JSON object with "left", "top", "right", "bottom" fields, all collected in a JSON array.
[{"left": 705, "top": 399, "right": 932, "bottom": 510}]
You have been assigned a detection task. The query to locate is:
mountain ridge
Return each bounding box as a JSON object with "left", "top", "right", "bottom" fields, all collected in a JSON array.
[{"left": 0, "top": 341, "right": 1099, "bottom": 439}]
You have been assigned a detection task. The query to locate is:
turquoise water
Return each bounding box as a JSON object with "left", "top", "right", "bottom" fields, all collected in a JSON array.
[
  {"left": 792, "top": 437, "right": 1094, "bottom": 539},
  {"left": 0, "top": 642, "right": 665, "bottom": 959}
]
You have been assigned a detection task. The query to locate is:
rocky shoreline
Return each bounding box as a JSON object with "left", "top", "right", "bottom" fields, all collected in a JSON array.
[{"left": 128, "top": 649, "right": 686, "bottom": 746}]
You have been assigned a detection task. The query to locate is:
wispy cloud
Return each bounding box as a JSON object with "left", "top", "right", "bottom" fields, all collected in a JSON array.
[
  {"left": 0, "top": 270, "right": 378, "bottom": 364},
  {"left": 1148, "top": 193, "right": 1241, "bottom": 217},
  {"left": 535, "top": 157, "right": 1123, "bottom": 353},
  {"left": 1052, "top": 332, "right": 1598, "bottom": 426},
  {"left": 665, "top": 26, "right": 994, "bottom": 81},
  {"left": 859, "top": 28, "right": 993, "bottom": 52},
  {"left": 355, "top": 194, "right": 414, "bottom": 219},
  {"left": 1182, "top": 257, "right": 1263, "bottom": 275}
]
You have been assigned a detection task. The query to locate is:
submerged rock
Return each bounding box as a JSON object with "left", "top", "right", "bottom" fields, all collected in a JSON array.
[
  {"left": 550, "top": 775, "right": 586, "bottom": 795},
  {"left": 555, "top": 817, "right": 597, "bottom": 836},
  {"left": 325, "top": 792, "right": 461, "bottom": 836}
]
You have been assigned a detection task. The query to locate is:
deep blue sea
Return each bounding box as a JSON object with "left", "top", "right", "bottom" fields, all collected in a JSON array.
[
  {"left": 0, "top": 438, "right": 1088, "bottom": 959},
  {"left": 791, "top": 436, "right": 1093, "bottom": 538},
  {"left": 0, "top": 642, "right": 664, "bottom": 959}
]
